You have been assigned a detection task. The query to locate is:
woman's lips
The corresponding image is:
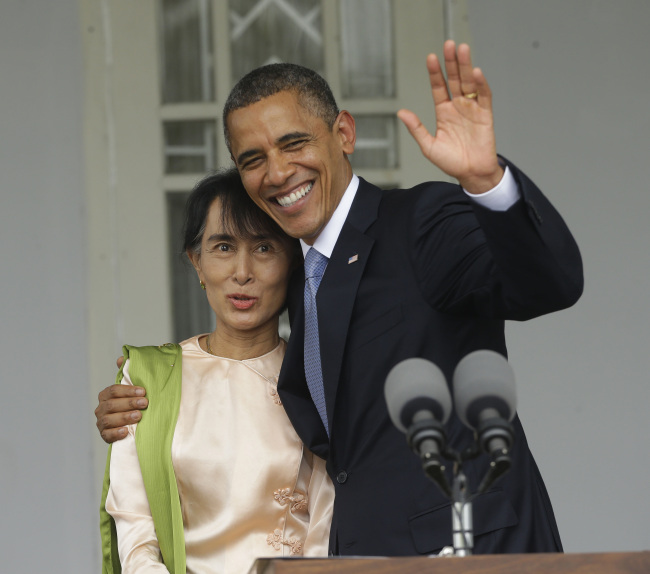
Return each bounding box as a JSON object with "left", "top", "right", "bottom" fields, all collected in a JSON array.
[{"left": 228, "top": 295, "right": 257, "bottom": 310}]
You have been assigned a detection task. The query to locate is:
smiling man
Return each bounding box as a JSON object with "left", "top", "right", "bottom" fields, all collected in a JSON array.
[
  {"left": 226, "top": 89, "right": 354, "bottom": 244},
  {"left": 96, "top": 42, "right": 583, "bottom": 556}
]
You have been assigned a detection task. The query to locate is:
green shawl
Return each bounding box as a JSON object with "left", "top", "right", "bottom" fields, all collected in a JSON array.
[{"left": 99, "top": 343, "right": 185, "bottom": 574}]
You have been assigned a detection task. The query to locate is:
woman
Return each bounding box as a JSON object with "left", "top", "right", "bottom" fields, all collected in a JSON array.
[{"left": 100, "top": 168, "right": 333, "bottom": 574}]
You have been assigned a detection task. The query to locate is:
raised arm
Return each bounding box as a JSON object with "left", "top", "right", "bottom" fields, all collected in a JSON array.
[{"left": 397, "top": 40, "right": 504, "bottom": 194}]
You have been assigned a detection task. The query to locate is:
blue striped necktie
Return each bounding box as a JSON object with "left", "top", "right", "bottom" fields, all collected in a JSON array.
[{"left": 304, "top": 247, "right": 329, "bottom": 435}]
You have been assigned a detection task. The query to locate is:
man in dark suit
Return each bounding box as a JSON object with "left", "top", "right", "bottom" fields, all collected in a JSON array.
[{"left": 97, "top": 42, "right": 582, "bottom": 555}]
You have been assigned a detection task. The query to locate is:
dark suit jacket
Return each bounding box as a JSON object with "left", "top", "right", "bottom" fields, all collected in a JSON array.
[{"left": 278, "top": 160, "right": 583, "bottom": 556}]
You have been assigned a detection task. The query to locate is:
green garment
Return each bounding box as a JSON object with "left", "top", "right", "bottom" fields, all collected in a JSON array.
[{"left": 99, "top": 343, "right": 186, "bottom": 574}]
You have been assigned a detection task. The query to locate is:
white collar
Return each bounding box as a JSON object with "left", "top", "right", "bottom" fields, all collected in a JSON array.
[{"left": 300, "top": 174, "right": 359, "bottom": 259}]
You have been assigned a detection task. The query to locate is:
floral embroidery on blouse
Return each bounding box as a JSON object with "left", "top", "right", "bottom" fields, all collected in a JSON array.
[
  {"left": 266, "top": 529, "right": 303, "bottom": 555},
  {"left": 274, "top": 488, "right": 308, "bottom": 512}
]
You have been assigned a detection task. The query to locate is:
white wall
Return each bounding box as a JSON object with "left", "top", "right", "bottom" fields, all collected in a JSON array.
[
  {"left": 466, "top": 0, "right": 650, "bottom": 553},
  {"left": 0, "top": 0, "right": 95, "bottom": 571}
]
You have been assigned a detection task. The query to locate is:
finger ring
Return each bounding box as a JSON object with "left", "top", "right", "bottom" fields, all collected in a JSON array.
[{"left": 464, "top": 92, "right": 479, "bottom": 99}]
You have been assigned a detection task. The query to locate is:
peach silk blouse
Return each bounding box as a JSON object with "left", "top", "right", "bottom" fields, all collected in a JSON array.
[{"left": 105, "top": 336, "right": 334, "bottom": 574}]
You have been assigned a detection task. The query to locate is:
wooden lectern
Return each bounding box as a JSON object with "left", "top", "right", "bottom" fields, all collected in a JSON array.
[{"left": 249, "top": 552, "right": 650, "bottom": 574}]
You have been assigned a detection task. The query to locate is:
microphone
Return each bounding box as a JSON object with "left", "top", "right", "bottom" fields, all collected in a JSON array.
[
  {"left": 385, "top": 358, "right": 452, "bottom": 496},
  {"left": 453, "top": 350, "right": 517, "bottom": 493}
]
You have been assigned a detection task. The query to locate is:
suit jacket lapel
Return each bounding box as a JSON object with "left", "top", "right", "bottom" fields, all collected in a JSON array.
[{"left": 317, "top": 178, "right": 381, "bottom": 432}]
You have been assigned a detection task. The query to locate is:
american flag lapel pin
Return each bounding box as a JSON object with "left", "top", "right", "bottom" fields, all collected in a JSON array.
[{"left": 348, "top": 254, "right": 359, "bottom": 264}]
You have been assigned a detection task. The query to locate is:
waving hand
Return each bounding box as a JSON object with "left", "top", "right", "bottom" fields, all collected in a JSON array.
[{"left": 397, "top": 41, "right": 504, "bottom": 195}]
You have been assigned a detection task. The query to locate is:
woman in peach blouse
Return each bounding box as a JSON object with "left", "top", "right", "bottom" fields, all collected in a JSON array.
[{"left": 100, "top": 169, "right": 333, "bottom": 574}]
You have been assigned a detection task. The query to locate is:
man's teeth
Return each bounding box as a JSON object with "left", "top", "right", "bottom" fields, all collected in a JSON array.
[{"left": 277, "top": 183, "right": 313, "bottom": 207}]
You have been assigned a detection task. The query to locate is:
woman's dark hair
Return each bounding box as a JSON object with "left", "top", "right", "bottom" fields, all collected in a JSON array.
[{"left": 182, "top": 167, "right": 293, "bottom": 255}]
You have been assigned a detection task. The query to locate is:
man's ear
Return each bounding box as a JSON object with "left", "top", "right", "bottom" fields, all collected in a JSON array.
[{"left": 335, "top": 110, "right": 356, "bottom": 155}]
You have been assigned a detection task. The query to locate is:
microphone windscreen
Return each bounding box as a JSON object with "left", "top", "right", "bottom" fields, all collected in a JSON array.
[
  {"left": 384, "top": 357, "right": 452, "bottom": 433},
  {"left": 453, "top": 350, "right": 517, "bottom": 429}
]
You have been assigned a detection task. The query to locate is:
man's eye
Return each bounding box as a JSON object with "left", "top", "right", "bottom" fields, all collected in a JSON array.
[
  {"left": 257, "top": 244, "right": 270, "bottom": 253},
  {"left": 242, "top": 157, "right": 262, "bottom": 170},
  {"left": 217, "top": 244, "right": 231, "bottom": 252},
  {"left": 285, "top": 140, "right": 306, "bottom": 150}
]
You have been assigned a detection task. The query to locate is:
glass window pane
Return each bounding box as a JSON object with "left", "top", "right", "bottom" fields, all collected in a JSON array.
[
  {"left": 339, "top": 0, "right": 395, "bottom": 98},
  {"left": 163, "top": 120, "right": 216, "bottom": 173},
  {"left": 159, "top": 0, "right": 214, "bottom": 103},
  {"left": 229, "top": 0, "right": 324, "bottom": 82},
  {"left": 349, "top": 115, "right": 398, "bottom": 169}
]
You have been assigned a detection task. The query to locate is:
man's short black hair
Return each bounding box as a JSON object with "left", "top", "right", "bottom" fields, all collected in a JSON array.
[{"left": 223, "top": 63, "right": 339, "bottom": 151}]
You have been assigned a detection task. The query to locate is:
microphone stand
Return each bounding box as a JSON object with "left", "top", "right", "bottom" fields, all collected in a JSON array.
[
  {"left": 451, "top": 470, "right": 473, "bottom": 556},
  {"left": 421, "top": 427, "right": 514, "bottom": 557}
]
